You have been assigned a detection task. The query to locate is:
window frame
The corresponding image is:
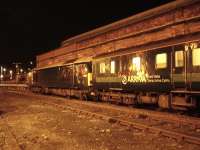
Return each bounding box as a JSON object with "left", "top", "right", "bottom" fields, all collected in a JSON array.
[
  {"left": 192, "top": 48, "right": 200, "bottom": 66},
  {"left": 155, "top": 53, "right": 167, "bottom": 69},
  {"left": 132, "top": 56, "right": 141, "bottom": 71},
  {"left": 175, "top": 50, "right": 184, "bottom": 68},
  {"left": 99, "top": 62, "right": 106, "bottom": 74},
  {"left": 110, "top": 60, "right": 115, "bottom": 74}
]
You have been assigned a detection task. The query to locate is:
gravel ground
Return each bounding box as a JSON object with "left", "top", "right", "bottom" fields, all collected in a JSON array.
[{"left": 0, "top": 90, "right": 199, "bottom": 150}]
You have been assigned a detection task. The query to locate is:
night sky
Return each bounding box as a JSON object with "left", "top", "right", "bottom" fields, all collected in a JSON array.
[{"left": 0, "top": 0, "right": 174, "bottom": 66}]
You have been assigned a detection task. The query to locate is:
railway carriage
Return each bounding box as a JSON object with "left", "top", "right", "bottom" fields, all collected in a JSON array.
[
  {"left": 92, "top": 40, "right": 200, "bottom": 109},
  {"left": 32, "top": 40, "right": 200, "bottom": 110},
  {"left": 32, "top": 0, "right": 200, "bottom": 110}
]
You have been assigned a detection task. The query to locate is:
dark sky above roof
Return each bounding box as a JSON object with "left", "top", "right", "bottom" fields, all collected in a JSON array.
[{"left": 0, "top": 0, "right": 174, "bottom": 65}]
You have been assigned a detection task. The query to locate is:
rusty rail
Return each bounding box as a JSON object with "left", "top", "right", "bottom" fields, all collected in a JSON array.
[{"left": 43, "top": 101, "right": 200, "bottom": 145}]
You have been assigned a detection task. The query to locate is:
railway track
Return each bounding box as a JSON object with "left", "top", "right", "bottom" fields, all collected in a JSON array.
[
  {"left": 60, "top": 99, "right": 200, "bottom": 129},
  {"left": 40, "top": 101, "right": 200, "bottom": 145},
  {"left": 7, "top": 90, "right": 200, "bottom": 145},
  {"left": 0, "top": 116, "right": 22, "bottom": 150}
]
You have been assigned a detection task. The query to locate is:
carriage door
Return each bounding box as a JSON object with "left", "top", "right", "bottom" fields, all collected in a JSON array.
[
  {"left": 188, "top": 42, "right": 200, "bottom": 91},
  {"left": 172, "top": 45, "right": 187, "bottom": 90}
]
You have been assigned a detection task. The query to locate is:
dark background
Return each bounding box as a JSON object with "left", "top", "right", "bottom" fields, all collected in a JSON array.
[{"left": 0, "top": 0, "right": 174, "bottom": 66}]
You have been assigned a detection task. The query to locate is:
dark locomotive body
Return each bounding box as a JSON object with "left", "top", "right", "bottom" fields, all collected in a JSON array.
[
  {"left": 35, "top": 65, "right": 74, "bottom": 88},
  {"left": 33, "top": 61, "right": 92, "bottom": 97}
]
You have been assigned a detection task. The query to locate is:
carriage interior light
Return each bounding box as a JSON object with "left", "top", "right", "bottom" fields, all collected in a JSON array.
[
  {"left": 132, "top": 57, "right": 141, "bottom": 71},
  {"left": 175, "top": 51, "right": 184, "bottom": 67},
  {"left": 111, "top": 61, "right": 115, "bottom": 74},
  {"left": 192, "top": 48, "right": 200, "bottom": 66},
  {"left": 100, "top": 62, "right": 106, "bottom": 73},
  {"left": 156, "top": 53, "right": 167, "bottom": 69}
]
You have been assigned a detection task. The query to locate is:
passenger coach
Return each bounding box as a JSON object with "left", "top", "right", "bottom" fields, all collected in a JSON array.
[
  {"left": 32, "top": 0, "right": 200, "bottom": 110},
  {"left": 92, "top": 41, "right": 200, "bottom": 109}
]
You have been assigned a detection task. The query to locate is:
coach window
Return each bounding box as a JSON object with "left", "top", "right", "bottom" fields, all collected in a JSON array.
[
  {"left": 175, "top": 51, "right": 184, "bottom": 67},
  {"left": 111, "top": 60, "right": 115, "bottom": 74},
  {"left": 192, "top": 48, "right": 200, "bottom": 66},
  {"left": 156, "top": 53, "right": 167, "bottom": 69},
  {"left": 100, "top": 62, "right": 106, "bottom": 74},
  {"left": 132, "top": 57, "right": 141, "bottom": 71}
]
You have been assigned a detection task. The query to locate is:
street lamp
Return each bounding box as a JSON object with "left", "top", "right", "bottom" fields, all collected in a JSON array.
[
  {"left": 20, "top": 69, "right": 23, "bottom": 73},
  {"left": 9, "top": 70, "right": 13, "bottom": 80},
  {"left": 0, "top": 74, "right": 3, "bottom": 82},
  {"left": 13, "top": 62, "right": 21, "bottom": 84},
  {"left": 2, "top": 67, "right": 6, "bottom": 81},
  {"left": 0, "top": 66, "right": 3, "bottom": 83}
]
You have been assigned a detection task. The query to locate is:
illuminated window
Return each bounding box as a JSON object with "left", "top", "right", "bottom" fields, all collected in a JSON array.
[
  {"left": 156, "top": 53, "right": 167, "bottom": 69},
  {"left": 193, "top": 48, "right": 200, "bottom": 66},
  {"left": 111, "top": 61, "right": 115, "bottom": 74},
  {"left": 132, "top": 57, "right": 141, "bottom": 71},
  {"left": 175, "top": 51, "right": 184, "bottom": 67},
  {"left": 100, "top": 62, "right": 106, "bottom": 73}
]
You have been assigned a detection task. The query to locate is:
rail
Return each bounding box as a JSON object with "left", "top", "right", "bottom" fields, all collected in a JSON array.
[
  {"left": 0, "top": 84, "right": 28, "bottom": 87},
  {"left": 43, "top": 101, "right": 200, "bottom": 145}
]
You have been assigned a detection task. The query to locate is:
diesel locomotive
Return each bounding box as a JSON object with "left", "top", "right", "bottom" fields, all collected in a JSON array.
[{"left": 31, "top": 0, "right": 200, "bottom": 110}]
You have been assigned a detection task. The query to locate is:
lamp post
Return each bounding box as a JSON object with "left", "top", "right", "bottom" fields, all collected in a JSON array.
[
  {"left": 9, "top": 70, "right": 13, "bottom": 80},
  {"left": 3, "top": 68, "right": 6, "bottom": 80},
  {"left": 13, "top": 62, "right": 21, "bottom": 83},
  {"left": 0, "top": 66, "right": 3, "bottom": 83}
]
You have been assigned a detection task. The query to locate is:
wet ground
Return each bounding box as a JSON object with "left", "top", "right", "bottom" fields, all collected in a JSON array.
[{"left": 0, "top": 90, "right": 199, "bottom": 150}]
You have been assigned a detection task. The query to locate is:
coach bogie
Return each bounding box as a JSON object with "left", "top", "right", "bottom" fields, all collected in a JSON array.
[
  {"left": 138, "top": 94, "right": 158, "bottom": 105},
  {"left": 170, "top": 94, "right": 197, "bottom": 110},
  {"left": 121, "top": 94, "right": 136, "bottom": 105},
  {"left": 158, "top": 95, "right": 170, "bottom": 109}
]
